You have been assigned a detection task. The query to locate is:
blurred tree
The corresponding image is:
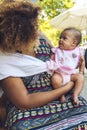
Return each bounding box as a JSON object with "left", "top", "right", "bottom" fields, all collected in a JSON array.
[
  {"left": 38, "top": 0, "right": 75, "bottom": 46},
  {"left": 38, "top": 0, "right": 74, "bottom": 19}
]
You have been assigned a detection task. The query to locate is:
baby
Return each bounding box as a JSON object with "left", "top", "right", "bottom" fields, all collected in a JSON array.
[{"left": 51, "top": 27, "right": 85, "bottom": 105}]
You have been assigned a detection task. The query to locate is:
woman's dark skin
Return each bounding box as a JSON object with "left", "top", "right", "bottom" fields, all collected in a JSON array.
[{"left": 1, "top": 70, "right": 74, "bottom": 110}]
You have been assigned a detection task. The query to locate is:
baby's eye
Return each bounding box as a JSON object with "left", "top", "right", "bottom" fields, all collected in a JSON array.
[
  {"left": 63, "top": 36, "right": 67, "bottom": 40},
  {"left": 60, "top": 35, "right": 67, "bottom": 40}
]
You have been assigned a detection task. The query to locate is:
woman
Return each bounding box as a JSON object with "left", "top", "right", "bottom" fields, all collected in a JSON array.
[{"left": 0, "top": 0, "right": 87, "bottom": 130}]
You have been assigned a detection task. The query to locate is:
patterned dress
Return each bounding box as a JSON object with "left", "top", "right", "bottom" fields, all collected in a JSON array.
[{"left": 5, "top": 38, "right": 87, "bottom": 130}]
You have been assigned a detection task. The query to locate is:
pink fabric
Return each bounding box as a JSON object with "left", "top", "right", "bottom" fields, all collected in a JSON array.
[
  {"left": 46, "top": 59, "right": 59, "bottom": 71},
  {"left": 50, "top": 47, "right": 83, "bottom": 85},
  {"left": 61, "top": 73, "right": 70, "bottom": 85}
]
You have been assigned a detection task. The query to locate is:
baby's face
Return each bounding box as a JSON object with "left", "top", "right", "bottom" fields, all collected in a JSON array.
[{"left": 59, "top": 31, "right": 77, "bottom": 50}]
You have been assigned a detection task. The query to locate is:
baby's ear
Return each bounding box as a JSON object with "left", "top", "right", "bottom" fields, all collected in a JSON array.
[{"left": 72, "top": 40, "right": 77, "bottom": 47}]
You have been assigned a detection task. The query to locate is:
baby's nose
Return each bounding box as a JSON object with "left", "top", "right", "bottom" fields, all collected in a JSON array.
[{"left": 59, "top": 38, "right": 63, "bottom": 42}]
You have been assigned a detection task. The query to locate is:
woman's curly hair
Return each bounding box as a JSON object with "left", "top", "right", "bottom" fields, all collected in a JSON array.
[{"left": 0, "top": 0, "right": 41, "bottom": 52}]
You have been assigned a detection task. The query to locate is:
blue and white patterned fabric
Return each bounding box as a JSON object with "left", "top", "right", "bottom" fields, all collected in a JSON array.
[{"left": 4, "top": 38, "right": 87, "bottom": 130}]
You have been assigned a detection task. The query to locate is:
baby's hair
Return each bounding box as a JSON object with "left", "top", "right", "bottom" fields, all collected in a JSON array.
[
  {"left": 63, "top": 27, "right": 82, "bottom": 45},
  {"left": 0, "top": 0, "right": 41, "bottom": 52}
]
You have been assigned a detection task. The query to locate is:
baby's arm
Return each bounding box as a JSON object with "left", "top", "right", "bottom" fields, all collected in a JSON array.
[
  {"left": 78, "top": 48, "right": 85, "bottom": 74},
  {"left": 79, "top": 55, "right": 85, "bottom": 74}
]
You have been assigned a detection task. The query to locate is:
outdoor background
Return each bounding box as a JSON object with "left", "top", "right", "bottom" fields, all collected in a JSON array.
[
  {"left": 0, "top": 0, "right": 87, "bottom": 100},
  {"left": 1, "top": 0, "right": 87, "bottom": 46}
]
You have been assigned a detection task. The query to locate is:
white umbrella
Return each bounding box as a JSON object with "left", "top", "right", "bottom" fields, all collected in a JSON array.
[{"left": 50, "top": 5, "right": 87, "bottom": 31}]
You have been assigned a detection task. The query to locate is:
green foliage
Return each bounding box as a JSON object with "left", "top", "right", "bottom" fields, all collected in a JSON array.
[
  {"left": 38, "top": 0, "right": 75, "bottom": 46},
  {"left": 39, "top": 19, "right": 60, "bottom": 46},
  {"left": 38, "top": 0, "right": 74, "bottom": 19}
]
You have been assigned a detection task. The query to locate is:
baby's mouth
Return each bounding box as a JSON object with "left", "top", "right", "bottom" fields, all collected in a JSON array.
[
  {"left": 59, "top": 43, "right": 63, "bottom": 47},
  {"left": 59, "top": 43, "right": 64, "bottom": 49}
]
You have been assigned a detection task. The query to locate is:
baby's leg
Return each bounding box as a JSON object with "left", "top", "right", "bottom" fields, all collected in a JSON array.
[
  {"left": 71, "top": 73, "right": 84, "bottom": 105},
  {"left": 51, "top": 73, "right": 63, "bottom": 89},
  {"left": 52, "top": 73, "right": 66, "bottom": 102}
]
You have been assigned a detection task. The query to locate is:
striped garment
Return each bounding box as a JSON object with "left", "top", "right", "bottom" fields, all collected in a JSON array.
[{"left": 5, "top": 38, "right": 87, "bottom": 130}]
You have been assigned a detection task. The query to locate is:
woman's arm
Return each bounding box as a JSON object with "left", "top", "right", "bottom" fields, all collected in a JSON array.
[
  {"left": 0, "top": 93, "right": 7, "bottom": 124},
  {"left": 1, "top": 77, "right": 74, "bottom": 109}
]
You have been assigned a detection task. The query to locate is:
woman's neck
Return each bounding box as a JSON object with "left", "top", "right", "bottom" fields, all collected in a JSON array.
[
  {"left": 21, "top": 47, "right": 35, "bottom": 57},
  {"left": 21, "top": 40, "right": 39, "bottom": 57}
]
